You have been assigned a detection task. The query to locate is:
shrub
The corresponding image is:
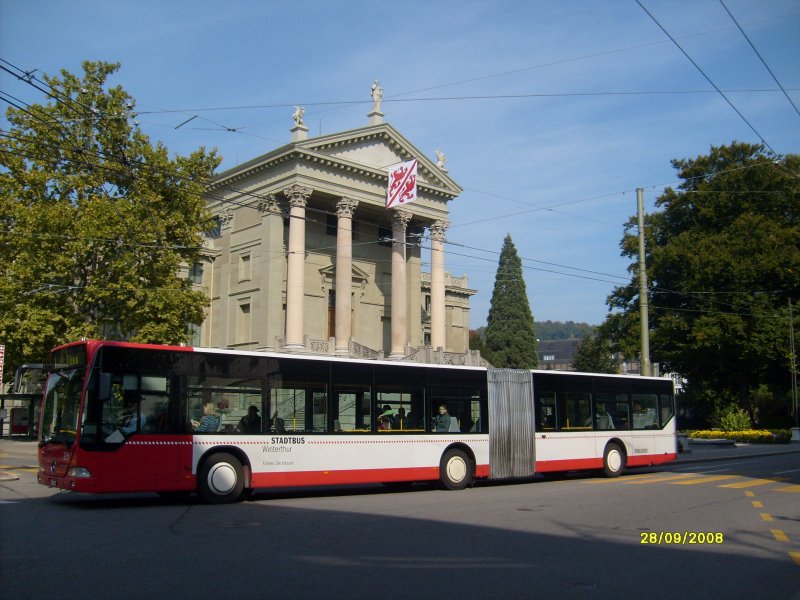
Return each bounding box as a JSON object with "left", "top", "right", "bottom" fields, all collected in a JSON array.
[
  {"left": 687, "top": 429, "right": 791, "bottom": 443},
  {"left": 718, "top": 405, "right": 751, "bottom": 431}
]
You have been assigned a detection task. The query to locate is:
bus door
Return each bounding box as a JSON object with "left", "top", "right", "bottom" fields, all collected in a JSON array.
[
  {"left": 487, "top": 369, "right": 536, "bottom": 479},
  {"left": 82, "top": 370, "right": 187, "bottom": 493}
]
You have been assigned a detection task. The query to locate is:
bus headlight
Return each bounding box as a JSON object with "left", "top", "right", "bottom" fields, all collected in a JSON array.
[{"left": 67, "top": 467, "right": 92, "bottom": 478}]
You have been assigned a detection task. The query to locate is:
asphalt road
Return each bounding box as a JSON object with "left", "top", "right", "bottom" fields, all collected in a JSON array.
[{"left": 1, "top": 441, "right": 799, "bottom": 600}]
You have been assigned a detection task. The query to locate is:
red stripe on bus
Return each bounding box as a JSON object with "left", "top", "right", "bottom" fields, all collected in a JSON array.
[
  {"left": 249, "top": 464, "right": 492, "bottom": 488},
  {"left": 534, "top": 452, "right": 677, "bottom": 473}
]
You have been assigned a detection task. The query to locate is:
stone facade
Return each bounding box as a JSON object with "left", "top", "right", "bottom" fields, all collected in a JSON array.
[{"left": 193, "top": 103, "right": 478, "bottom": 361}]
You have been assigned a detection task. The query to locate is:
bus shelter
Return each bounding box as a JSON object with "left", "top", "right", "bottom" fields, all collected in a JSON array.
[{"left": 0, "top": 393, "right": 40, "bottom": 438}]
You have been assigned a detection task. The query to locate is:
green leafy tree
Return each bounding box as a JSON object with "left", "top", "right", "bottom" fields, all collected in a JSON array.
[
  {"left": 484, "top": 235, "right": 538, "bottom": 368},
  {"left": 605, "top": 142, "right": 799, "bottom": 424},
  {"left": 0, "top": 61, "right": 220, "bottom": 373},
  {"left": 572, "top": 333, "right": 618, "bottom": 374},
  {"left": 536, "top": 320, "right": 595, "bottom": 340}
]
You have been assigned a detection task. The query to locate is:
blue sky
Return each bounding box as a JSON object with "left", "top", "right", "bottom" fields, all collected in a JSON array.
[{"left": 2, "top": 0, "right": 799, "bottom": 328}]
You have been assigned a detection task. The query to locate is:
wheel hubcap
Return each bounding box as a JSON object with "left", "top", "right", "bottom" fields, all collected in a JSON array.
[
  {"left": 607, "top": 450, "right": 622, "bottom": 472},
  {"left": 447, "top": 457, "right": 467, "bottom": 483},
  {"left": 208, "top": 463, "right": 237, "bottom": 494}
]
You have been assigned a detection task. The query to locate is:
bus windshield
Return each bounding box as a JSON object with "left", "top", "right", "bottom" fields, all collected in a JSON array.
[{"left": 39, "top": 368, "right": 85, "bottom": 447}]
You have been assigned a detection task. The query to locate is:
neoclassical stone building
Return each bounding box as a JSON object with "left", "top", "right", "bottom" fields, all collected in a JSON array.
[{"left": 193, "top": 88, "right": 478, "bottom": 362}]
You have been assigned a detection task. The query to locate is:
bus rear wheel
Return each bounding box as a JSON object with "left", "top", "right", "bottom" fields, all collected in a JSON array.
[
  {"left": 440, "top": 449, "right": 473, "bottom": 490},
  {"left": 603, "top": 443, "right": 626, "bottom": 478},
  {"left": 198, "top": 453, "right": 245, "bottom": 504}
]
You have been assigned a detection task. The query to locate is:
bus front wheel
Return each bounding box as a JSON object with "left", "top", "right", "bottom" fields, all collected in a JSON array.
[
  {"left": 603, "top": 443, "right": 626, "bottom": 478},
  {"left": 198, "top": 453, "right": 245, "bottom": 504},
  {"left": 440, "top": 449, "right": 473, "bottom": 490}
]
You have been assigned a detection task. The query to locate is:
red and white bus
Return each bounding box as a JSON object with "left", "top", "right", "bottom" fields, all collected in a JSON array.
[{"left": 38, "top": 340, "right": 676, "bottom": 503}]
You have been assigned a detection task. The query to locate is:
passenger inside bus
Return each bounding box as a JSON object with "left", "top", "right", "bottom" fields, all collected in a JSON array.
[
  {"left": 432, "top": 403, "right": 452, "bottom": 432},
  {"left": 379, "top": 405, "right": 394, "bottom": 430},
  {"left": 237, "top": 405, "right": 262, "bottom": 434},
  {"left": 267, "top": 410, "right": 286, "bottom": 434},
  {"left": 192, "top": 402, "right": 220, "bottom": 432}
]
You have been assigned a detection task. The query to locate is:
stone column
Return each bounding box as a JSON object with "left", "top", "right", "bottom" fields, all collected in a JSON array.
[
  {"left": 406, "top": 228, "right": 422, "bottom": 348},
  {"left": 430, "top": 219, "right": 448, "bottom": 351},
  {"left": 258, "top": 194, "right": 285, "bottom": 349},
  {"left": 283, "top": 184, "right": 312, "bottom": 349},
  {"left": 389, "top": 209, "right": 411, "bottom": 358},
  {"left": 335, "top": 197, "right": 359, "bottom": 355}
]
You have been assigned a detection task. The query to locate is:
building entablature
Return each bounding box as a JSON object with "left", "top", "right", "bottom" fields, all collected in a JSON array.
[{"left": 207, "top": 124, "right": 460, "bottom": 226}]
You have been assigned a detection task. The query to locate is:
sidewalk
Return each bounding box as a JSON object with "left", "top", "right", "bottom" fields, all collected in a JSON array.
[
  {"left": 675, "top": 439, "right": 800, "bottom": 464},
  {"left": 0, "top": 438, "right": 39, "bottom": 481}
]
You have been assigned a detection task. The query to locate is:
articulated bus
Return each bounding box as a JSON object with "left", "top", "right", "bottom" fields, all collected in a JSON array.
[{"left": 38, "top": 340, "right": 676, "bottom": 503}]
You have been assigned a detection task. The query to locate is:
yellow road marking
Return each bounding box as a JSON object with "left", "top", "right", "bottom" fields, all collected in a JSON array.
[
  {"left": 623, "top": 473, "right": 699, "bottom": 484},
  {"left": 582, "top": 473, "right": 660, "bottom": 484},
  {"left": 752, "top": 501, "right": 763, "bottom": 508},
  {"left": 671, "top": 475, "right": 742, "bottom": 485},
  {"left": 719, "top": 477, "right": 789, "bottom": 489},
  {"left": 774, "top": 485, "right": 800, "bottom": 493},
  {"left": 745, "top": 491, "right": 755, "bottom": 497},
  {"left": 761, "top": 513, "right": 774, "bottom": 522},
  {"left": 791, "top": 552, "right": 800, "bottom": 566},
  {"left": 771, "top": 529, "right": 789, "bottom": 543}
]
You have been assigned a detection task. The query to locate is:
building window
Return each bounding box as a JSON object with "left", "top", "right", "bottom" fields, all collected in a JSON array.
[
  {"left": 239, "top": 254, "right": 251, "bottom": 282},
  {"left": 236, "top": 302, "right": 251, "bottom": 344},
  {"left": 543, "top": 354, "right": 555, "bottom": 362},
  {"left": 206, "top": 217, "right": 221, "bottom": 239},
  {"left": 189, "top": 263, "right": 203, "bottom": 285}
]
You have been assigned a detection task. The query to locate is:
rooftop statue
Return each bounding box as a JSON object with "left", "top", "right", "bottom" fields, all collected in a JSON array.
[
  {"left": 370, "top": 80, "right": 383, "bottom": 113},
  {"left": 292, "top": 105, "right": 305, "bottom": 127}
]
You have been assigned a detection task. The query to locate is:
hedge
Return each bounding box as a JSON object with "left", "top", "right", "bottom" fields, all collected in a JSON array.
[{"left": 686, "top": 429, "right": 791, "bottom": 444}]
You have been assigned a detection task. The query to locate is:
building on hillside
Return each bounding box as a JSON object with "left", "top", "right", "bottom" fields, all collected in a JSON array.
[
  {"left": 192, "top": 83, "right": 482, "bottom": 364},
  {"left": 537, "top": 339, "right": 581, "bottom": 371}
]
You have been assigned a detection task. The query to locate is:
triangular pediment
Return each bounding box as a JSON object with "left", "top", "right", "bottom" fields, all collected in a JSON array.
[
  {"left": 295, "top": 123, "right": 462, "bottom": 197},
  {"left": 319, "top": 263, "right": 370, "bottom": 283}
]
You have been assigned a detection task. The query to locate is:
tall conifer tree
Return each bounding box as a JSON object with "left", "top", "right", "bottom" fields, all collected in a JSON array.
[{"left": 485, "top": 235, "right": 538, "bottom": 368}]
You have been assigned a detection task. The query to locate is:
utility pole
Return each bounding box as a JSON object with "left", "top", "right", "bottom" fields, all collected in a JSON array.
[
  {"left": 790, "top": 299, "right": 799, "bottom": 440},
  {"left": 637, "top": 188, "right": 651, "bottom": 377}
]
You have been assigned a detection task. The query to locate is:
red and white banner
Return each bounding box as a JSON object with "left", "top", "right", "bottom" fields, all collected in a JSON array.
[{"left": 386, "top": 158, "right": 418, "bottom": 209}]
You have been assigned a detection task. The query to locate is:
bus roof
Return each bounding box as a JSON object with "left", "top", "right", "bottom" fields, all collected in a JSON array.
[{"left": 53, "top": 339, "right": 671, "bottom": 382}]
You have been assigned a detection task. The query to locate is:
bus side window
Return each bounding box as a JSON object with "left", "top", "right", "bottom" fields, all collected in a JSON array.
[
  {"left": 376, "top": 387, "right": 424, "bottom": 432},
  {"left": 189, "top": 376, "right": 262, "bottom": 434},
  {"left": 558, "top": 392, "right": 591, "bottom": 430},
  {"left": 271, "top": 385, "right": 326, "bottom": 433},
  {"left": 332, "top": 386, "right": 371, "bottom": 432},
  {"left": 632, "top": 394, "right": 659, "bottom": 429},
  {"left": 659, "top": 393, "right": 674, "bottom": 425},
  {"left": 537, "top": 391, "right": 556, "bottom": 430},
  {"left": 429, "top": 386, "right": 481, "bottom": 433},
  {"left": 591, "top": 393, "right": 628, "bottom": 431}
]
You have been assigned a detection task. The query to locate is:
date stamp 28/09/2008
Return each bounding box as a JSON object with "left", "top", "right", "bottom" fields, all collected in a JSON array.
[{"left": 640, "top": 532, "right": 724, "bottom": 545}]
